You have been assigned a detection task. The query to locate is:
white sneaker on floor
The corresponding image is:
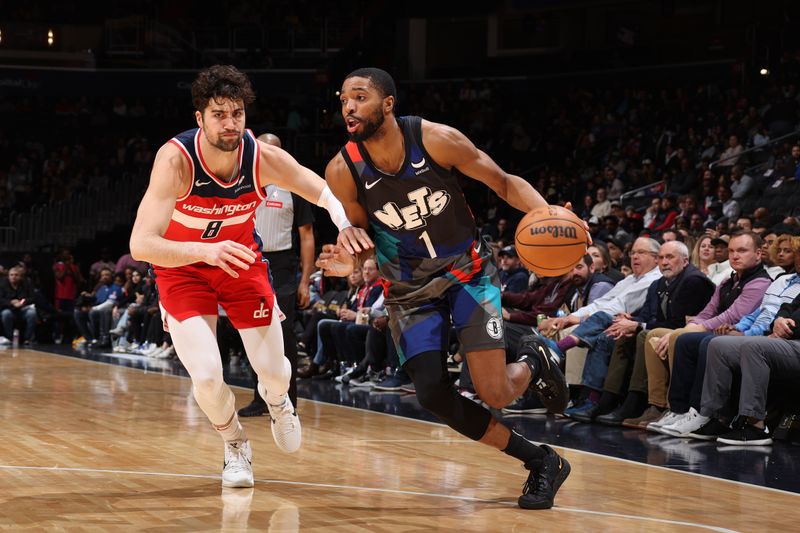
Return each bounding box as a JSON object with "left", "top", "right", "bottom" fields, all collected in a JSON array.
[
  {"left": 267, "top": 397, "right": 302, "bottom": 453},
  {"left": 646, "top": 410, "right": 681, "bottom": 433},
  {"left": 661, "top": 407, "right": 710, "bottom": 437},
  {"left": 222, "top": 439, "right": 254, "bottom": 488},
  {"left": 155, "top": 346, "right": 175, "bottom": 359},
  {"left": 0, "top": 336, "right": 11, "bottom": 346}
]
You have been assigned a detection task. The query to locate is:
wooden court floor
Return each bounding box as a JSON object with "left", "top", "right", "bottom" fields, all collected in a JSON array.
[{"left": 0, "top": 348, "right": 797, "bottom": 532}]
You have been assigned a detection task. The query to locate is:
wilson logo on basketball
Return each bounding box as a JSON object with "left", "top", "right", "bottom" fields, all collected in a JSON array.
[{"left": 527, "top": 225, "right": 578, "bottom": 240}]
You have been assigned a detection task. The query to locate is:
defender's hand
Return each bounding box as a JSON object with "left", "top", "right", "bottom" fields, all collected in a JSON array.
[{"left": 337, "top": 227, "right": 373, "bottom": 255}]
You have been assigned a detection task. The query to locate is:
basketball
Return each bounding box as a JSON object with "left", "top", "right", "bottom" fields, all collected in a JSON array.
[{"left": 514, "top": 205, "right": 589, "bottom": 276}]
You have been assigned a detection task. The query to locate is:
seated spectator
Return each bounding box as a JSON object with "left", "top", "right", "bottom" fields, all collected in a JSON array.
[
  {"left": 0, "top": 265, "right": 38, "bottom": 345},
  {"left": 603, "top": 215, "right": 631, "bottom": 245},
  {"left": 73, "top": 267, "right": 124, "bottom": 348},
  {"left": 497, "top": 246, "right": 529, "bottom": 293},
  {"left": 691, "top": 235, "right": 718, "bottom": 276},
  {"left": 591, "top": 187, "right": 612, "bottom": 219},
  {"left": 604, "top": 237, "right": 626, "bottom": 270},
  {"left": 641, "top": 232, "right": 771, "bottom": 434},
  {"left": 718, "top": 185, "right": 741, "bottom": 221},
  {"left": 765, "top": 234, "right": 797, "bottom": 278},
  {"left": 730, "top": 164, "right": 755, "bottom": 200},
  {"left": 735, "top": 216, "right": 754, "bottom": 232},
  {"left": 647, "top": 194, "right": 679, "bottom": 233},
  {"left": 89, "top": 248, "right": 117, "bottom": 285},
  {"left": 718, "top": 134, "right": 744, "bottom": 167},
  {"left": 587, "top": 243, "right": 625, "bottom": 283},
  {"left": 694, "top": 291, "right": 800, "bottom": 445},
  {"left": 115, "top": 250, "right": 148, "bottom": 277},
  {"left": 663, "top": 246, "right": 800, "bottom": 438}
]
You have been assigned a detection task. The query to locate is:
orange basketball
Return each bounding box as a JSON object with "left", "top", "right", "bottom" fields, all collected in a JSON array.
[{"left": 514, "top": 205, "right": 589, "bottom": 276}]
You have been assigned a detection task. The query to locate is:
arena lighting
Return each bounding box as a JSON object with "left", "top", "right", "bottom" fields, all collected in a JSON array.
[
  {"left": 47, "top": 29, "right": 54, "bottom": 47},
  {"left": 760, "top": 68, "right": 770, "bottom": 76}
]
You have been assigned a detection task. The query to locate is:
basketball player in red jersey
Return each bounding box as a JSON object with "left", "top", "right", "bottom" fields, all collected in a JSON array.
[
  {"left": 318, "top": 68, "right": 576, "bottom": 509},
  {"left": 130, "top": 65, "right": 371, "bottom": 488}
]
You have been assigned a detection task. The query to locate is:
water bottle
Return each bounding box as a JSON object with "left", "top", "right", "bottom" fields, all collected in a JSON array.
[{"left": 12, "top": 329, "right": 20, "bottom": 346}]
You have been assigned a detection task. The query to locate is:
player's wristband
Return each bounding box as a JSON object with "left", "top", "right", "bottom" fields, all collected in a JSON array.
[{"left": 316, "top": 185, "right": 352, "bottom": 232}]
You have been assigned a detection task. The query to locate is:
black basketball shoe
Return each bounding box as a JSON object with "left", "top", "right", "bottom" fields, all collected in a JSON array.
[
  {"left": 519, "top": 445, "right": 571, "bottom": 510},
  {"left": 517, "top": 335, "right": 569, "bottom": 414}
]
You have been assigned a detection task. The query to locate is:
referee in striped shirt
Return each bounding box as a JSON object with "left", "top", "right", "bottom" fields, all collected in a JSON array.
[{"left": 238, "top": 133, "right": 315, "bottom": 416}]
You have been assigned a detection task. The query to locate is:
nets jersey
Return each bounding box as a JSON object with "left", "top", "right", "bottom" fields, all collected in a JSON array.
[
  {"left": 161, "top": 128, "right": 266, "bottom": 261},
  {"left": 340, "top": 115, "right": 477, "bottom": 283}
]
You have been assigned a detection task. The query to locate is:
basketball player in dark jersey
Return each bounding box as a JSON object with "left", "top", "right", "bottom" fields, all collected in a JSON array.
[
  {"left": 317, "top": 68, "right": 572, "bottom": 509},
  {"left": 129, "top": 65, "right": 371, "bottom": 488}
]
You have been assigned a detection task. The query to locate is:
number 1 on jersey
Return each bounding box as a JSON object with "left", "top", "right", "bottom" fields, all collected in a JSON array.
[{"left": 418, "top": 230, "right": 437, "bottom": 258}]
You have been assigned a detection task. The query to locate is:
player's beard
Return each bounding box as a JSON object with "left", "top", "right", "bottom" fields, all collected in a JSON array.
[
  {"left": 348, "top": 108, "right": 385, "bottom": 142},
  {"left": 209, "top": 132, "right": 242, "bottom": 152}
]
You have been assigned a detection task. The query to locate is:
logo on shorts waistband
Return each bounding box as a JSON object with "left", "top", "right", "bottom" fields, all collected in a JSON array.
[{"left": 253, "top": 301, "right": 271, "bottom": 319}]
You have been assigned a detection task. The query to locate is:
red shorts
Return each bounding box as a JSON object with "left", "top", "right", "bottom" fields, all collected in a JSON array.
[{"left": 154, "top": 261, "right": 276, "bottom": 329}]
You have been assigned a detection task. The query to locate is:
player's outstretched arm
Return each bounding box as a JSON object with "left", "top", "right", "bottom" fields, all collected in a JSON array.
[
  {"left": 129, "top": 143, "right": 257, "bottom": 277},
  {"left": 256, "top": 141, "right": 372, "bottom": 255},
  {"left": 422, "top": 120, "right": 547, "bottom": 214}
]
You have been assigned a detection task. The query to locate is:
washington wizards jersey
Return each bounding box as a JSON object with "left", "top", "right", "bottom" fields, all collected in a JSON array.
[
  {"left": 160, "top": 128, "right": 265, "bottom": 261},
  {"left": 340, "top": 116, "right": 477, "bottom": 282}
]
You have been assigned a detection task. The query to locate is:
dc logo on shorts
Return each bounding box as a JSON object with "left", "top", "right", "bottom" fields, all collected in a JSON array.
[
  {"left": 485, "top": 317, "right": 503, "bottom": 340},
  {"left": 253, "top": 301, "right": 270, "bottom": 319}
]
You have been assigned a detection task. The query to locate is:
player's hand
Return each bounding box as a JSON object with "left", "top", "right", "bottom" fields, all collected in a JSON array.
[
  {"left": 563, "top": 201, "right": 592, "bottom": 245},
  {"left": 201, "top": 240, "right": 258, "bottom": 278},
  {"left": 337, "top": 226, "right": 373, "bottom": 255},
  {"left": 297, "top": 282, "right": 310, "bottom": 309},
  {"left": 773, "top": 317, "right": 796, "bottom": 339},
  {"left": 316, "top": 243, "right": 357, "bottom": 277}
]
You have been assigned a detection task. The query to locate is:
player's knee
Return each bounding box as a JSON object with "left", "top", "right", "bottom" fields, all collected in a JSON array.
[
  {"left": 193, "top": 375, "right": 223, "bottom": 398},
  {"left": 414, "top": 379, "right": 454, "bottom": 415}
]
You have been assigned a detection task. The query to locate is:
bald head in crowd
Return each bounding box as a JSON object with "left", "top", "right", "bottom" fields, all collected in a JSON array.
[{"left": 257, "top": 133, "right": 282, "bottom": 148}]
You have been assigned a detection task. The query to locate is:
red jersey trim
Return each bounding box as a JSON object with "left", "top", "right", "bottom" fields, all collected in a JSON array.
[
  {"left": 169, "top": 139, "right": 194, "bottom": 201},
  {"left": 194, "top": 129, "right": 244, "bottom": 188},
  {"left": 250, "top": 130, "right": 267, "bottom": 201},
  {"left": 345, "top": 141, "right": 362, "bottom": 163}
]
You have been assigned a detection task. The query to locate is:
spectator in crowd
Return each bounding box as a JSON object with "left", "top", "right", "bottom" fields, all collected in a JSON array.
[
  {"left": 497, "top": 245, "right": 529, "bottom": 293},
  {"left": 603, "top": 215, "right": 631, "bottom": 245},
  {"left": 73, "top": 267, "right": 124, "bottom": 348},
  {"left": 0, "top": 265, "right": 38, "bottom": 345},
  {"left": 730, "top": 165, "right": 755, "bottom": 200},
  {"left": 591, "top": 187, "right": 612, "bottom": 219},
  {"left": 766, "top": 234, "right": 798, "bottom": 278},
  {"left": 485, "top": 217, "right": 514, "bottom": 244},
  {"left": 718, "top": 134, "right": 744, "bottom": 167},
  {"left": 52, "top": 248, "right": 83, "bottom": 344},
  {"left": 647, "top": 194, "right": 679, "bottom": 233},
  {"left": 718, "top": 185, "right": 741, "bottom": 221},
  {"left": 588, "top": 243, "right": 624, "bottom": 283},
  {"left": 89, "top": 247, "right": 117, "bottom": 284},
  {"left": 692, "top": 235, "right": 731, "bottom": 285},
  {"left": 643, "top": 232, "right": 771, "bottom": 435},
  {"left": 115, "top": 250, "right": 148, "bottom": 277},
  {"left": 662, "top": 240, "right": 800, "bottom": 438}
]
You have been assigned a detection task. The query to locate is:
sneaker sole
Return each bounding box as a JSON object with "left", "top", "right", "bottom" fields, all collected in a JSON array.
[
  {"left": 717, "top": 436, "right": 773, "bottom": 446},
  {"left": 685, "top": 432, "right": 719, "bottom": 441},
  {"left": 501, "top": 408, "right": 549, "bottom": 415},
  {"left": 222, "top": 477, "right": 254, "bottom": 488},
  {"left": 518, "top": 456, "right": 571, "bottom": 510}
]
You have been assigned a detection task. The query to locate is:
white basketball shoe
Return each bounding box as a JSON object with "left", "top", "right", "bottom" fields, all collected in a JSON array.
[
  {"left": 222, "top": 439, "right": 254, "bottom": 488},
  {"left": 267, "top": 397, "right": 302, "bottom": 453}
]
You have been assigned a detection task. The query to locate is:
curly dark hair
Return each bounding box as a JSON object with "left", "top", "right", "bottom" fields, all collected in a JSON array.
[{"left": 191, "top": 65, "right": 256, "bottom": 112}]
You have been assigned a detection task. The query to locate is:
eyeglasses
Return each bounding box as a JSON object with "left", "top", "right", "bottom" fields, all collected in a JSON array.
[{"left": 631, "top": 250, "right": 657, "bottom": 257}]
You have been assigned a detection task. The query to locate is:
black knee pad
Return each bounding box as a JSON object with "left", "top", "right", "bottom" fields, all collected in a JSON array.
[{"left": 405, "top": 351, "right": 494, "bottom": 441}]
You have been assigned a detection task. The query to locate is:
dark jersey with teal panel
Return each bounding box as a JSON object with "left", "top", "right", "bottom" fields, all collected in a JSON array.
[{"left": 340, "top": 115, "right": 477, "bottom": 284}]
